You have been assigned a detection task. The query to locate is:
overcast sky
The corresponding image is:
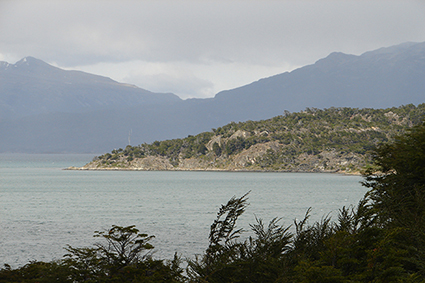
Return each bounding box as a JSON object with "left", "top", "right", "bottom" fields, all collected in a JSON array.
[{"left": 1, "top": 0, "right": 425, "bottom": 99}]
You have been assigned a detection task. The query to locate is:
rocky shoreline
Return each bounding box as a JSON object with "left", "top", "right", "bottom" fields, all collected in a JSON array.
[
  {"left": 65, "top": 166, "right": 361, "bottom": 176},
  {"left": 65, "top": 151, "right": 363, "bottom": 175}
]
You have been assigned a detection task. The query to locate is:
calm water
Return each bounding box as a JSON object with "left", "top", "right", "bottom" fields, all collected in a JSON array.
[{"left": 0, "top": 154, "right": 367, "bottom": 267}]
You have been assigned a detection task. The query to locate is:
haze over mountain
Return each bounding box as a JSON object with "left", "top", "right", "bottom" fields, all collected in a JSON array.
[
  {"left": 210, "top": 41, "right": 425, "bottom": 121},
  {"left": 0, "top": 42, "right": 424, "bottom": 153},
  {"left": 0, "top": 56, "right": 180, "bottom": 120}
]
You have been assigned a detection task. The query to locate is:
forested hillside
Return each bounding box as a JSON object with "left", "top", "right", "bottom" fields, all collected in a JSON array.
[{"left": 78, "top": 104, "right": 425, "bottom": 173}]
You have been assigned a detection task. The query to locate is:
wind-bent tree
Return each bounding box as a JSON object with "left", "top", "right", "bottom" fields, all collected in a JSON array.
[
  {"left": 64, "top": 225, "right": 183, "bottom": 282},
  {"left": 187, "top": 192, "right": 295, "bottom": 283}
]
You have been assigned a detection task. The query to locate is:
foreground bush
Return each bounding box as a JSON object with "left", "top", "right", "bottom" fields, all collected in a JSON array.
[{"left": 0, "top": 225, "right": 184, "bottom": 283}]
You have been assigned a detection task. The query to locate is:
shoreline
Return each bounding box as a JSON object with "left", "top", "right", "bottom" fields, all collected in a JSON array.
[{"left": 64, "top": 166, "right": 362, "bottom": 175}]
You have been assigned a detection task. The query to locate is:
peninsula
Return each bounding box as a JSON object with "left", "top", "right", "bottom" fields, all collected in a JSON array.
[{"left": 71, "top": 105, "right": 425, "bottom": 173}]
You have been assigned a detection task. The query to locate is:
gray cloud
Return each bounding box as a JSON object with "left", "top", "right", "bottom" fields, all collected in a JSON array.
[{"left": 1, "top": 0, "right": 425, "bottom": 98}]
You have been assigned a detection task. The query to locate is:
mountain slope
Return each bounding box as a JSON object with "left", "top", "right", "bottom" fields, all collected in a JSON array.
[
  {"left": 210, "top": 42, "right": 425, "bottom": 122},
  {"left": 0, "top": 56, "right": 181, "bottom": 119}
]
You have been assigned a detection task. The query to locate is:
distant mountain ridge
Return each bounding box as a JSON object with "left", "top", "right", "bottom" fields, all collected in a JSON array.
[
  {"left": 0, "top": 56, "right": 181, "bottom": 119},
  {"left": 211, "top": 41, "right": 425, "bottom": 122},
  {"left": 1, "top": 42, "right": 424, "bottom": 153}
]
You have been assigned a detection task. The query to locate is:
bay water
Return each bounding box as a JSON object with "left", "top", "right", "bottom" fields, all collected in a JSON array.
[{"left": 0, "top": 154, "right": 367, "bottom": 267}]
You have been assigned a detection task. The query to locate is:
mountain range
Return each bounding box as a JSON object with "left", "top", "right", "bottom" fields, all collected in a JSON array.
[
  {"left": 0, "top": 56, "right": 180, "bottom": 120},
  {"left": 1, "top": 42, "right": 424, "bottom": 153}
]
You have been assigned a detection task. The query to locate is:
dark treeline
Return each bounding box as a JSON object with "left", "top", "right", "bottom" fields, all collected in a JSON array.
[{"left": 2, "top": 122, "right": 425, "bottom": 282}]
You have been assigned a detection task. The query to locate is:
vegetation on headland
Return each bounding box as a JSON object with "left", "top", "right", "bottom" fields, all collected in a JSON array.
[
  {"left": 79, "top": 104, "right": 425, "bottom": 173},
  {"left": 2, "top": 122, "right": 425, "bottom": 282}
]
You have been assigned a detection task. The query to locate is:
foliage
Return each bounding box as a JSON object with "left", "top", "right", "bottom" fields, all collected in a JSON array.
[
  {"left": 363, "top": 122, "right": 425, "bottom": 229},
  {"left": 362, "top": 122, "right": 425, "bottom": 280},
  {"left": 0, "top": 226, "right": 184, "bottom": 283},
  {"left": 187, "top": 192, "right": 294, "bottom": 283},
  {"left": 0, "top": 261, "right": 72, "bottom": 283},
  {"left": 93, "top": 225, "right": 155, "bottom": 267},
  {"left": 212, "top": 142, "right": 222, "bottom": 156}
]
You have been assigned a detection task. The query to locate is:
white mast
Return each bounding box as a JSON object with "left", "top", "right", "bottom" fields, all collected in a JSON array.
[{"left": 128, "top": 129, "right": 132, "bottom": 145}]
